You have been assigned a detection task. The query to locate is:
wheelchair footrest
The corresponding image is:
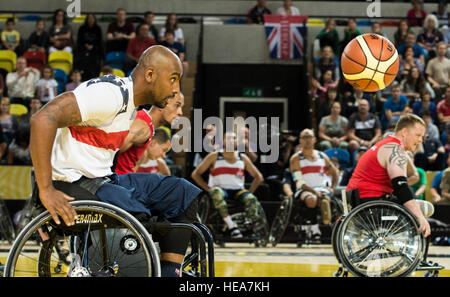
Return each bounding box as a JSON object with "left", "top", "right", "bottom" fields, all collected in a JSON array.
[{"left": 415, "top": 261, "right": 444, "bottom": 271}]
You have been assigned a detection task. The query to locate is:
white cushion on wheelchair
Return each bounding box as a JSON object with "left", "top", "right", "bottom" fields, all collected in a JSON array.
[{"left": 417, "top": 200, "right": 434, "bottom": 218}]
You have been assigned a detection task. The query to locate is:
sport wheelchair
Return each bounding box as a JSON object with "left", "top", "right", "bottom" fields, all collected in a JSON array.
[
  {"left": 332, "top": 190, "right": 444, "bottom": 277},
  {"left": 269, "top": 190, "right": 344, "bottom": 247},
  {"left": 2, "top": 179, "right": 215, "bottom": 277},
  {"left": 197, "top": 191, "right": 270, "bottom": 248}
]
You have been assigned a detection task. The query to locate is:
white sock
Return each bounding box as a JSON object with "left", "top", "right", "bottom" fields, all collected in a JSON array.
[{"left": 223, "top": 215, "right": 237, "bottom": 229}]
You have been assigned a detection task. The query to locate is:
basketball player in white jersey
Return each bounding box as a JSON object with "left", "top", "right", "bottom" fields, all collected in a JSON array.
[
  {"left": 290, "top": 128, "right": 339, "bottom": 238},
  {"left": 191, "top": 131, "right": 264, "bottom": 238}
]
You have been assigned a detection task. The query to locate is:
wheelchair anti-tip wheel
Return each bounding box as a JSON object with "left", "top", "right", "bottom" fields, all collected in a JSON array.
[
  {"left": 334, "top": 200, "right": 425, "bottom": 277},
  {"left": 4, "top": 200, "right": 160, "bottom": 277}
]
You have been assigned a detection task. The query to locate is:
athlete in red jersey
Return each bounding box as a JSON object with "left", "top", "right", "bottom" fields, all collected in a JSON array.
[
  {"left": 346, "top": 114, "right": 431, "bottom": 237},
  {"left": 115, "top": 92, "right": 184, "bottom": 174}
]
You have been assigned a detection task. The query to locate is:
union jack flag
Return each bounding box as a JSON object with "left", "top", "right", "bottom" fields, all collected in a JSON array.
[{"left": 263, "top": 15, "right": 308, "bottom": 59}]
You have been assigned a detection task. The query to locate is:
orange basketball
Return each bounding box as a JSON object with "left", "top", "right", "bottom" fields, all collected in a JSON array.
[{"left": 341, "top": 33, "right": 399, "bottom": 92}]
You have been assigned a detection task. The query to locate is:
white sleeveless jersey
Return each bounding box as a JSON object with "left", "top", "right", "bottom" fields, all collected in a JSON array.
[
  {"left": 137, "top": 159, "right": 159, "bottom": 174},
  {"left": 208, "top": 152, "right": 245, "bottom": 190},
  {"left": 51, "top": 75, "right": 136, "bottom": 182},
  {"left": 298, "top": 150, "right": 329, "bottom": 189}
]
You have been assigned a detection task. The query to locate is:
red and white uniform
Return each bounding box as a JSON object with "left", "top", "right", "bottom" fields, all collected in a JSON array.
[
  {"left": 298, "top": 150, "right": 329, "bottom": 190},
  {"left": 137, "top": 159, "right": 159, "bottom": 174},
  {"left": 208, "top": 152, "right": 245, "bottom": 190},
  {"left": 51, "top": 76, "right": 136, "bottom": 182},
  {"left": 347, "top": 135, "right": 402, "bottom": 198},
  {"left": 115, "top": 110, "right": 154, "bottom": 175}
]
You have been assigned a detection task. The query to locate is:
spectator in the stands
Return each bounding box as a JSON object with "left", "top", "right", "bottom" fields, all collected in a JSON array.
[
  {"left": 316, "top": 85, "right": 339, "bottom": 121},
  {"left": 76, "top": 13, "right": 103, "bottom": 80},
  {"left": 101, "top": 65, "right": 114, "bottom": 76},
  {"left": 318, "top": 101, "right": 349, "bottom": 151},
  {"left": 312, "top": 46, "right": 339, "bottom": 95},
  {"left": 65, "top": 69, "right": 82, "bottom": 92},
  {"left": 159, "top": 13, "right": 184, "bottom": 44},
  {"left": 27, "top": 19, "right": 50, "bottom": 53},
  {"left": 6, "top": 127, "right": 31, "bottom": 165},
  {"left": 276, "top": 0, "right": 300, "bottom": 16},
  {"left": 340, "top": 18, "right": 361, "bottom": 54},
  {"left": 417, "top": 14, "right": 444, "bottom": 61},
  {"left": 160, "top": 29, "right": 188, "bottom": 75},
  {"left": 409, "top": 154, "right": 427, "bottom": 200},
  {"left": 123, "top": 23, "right": 157, "bottom": 75},
  {"left": 48, "top": 9, "right": 73, "bottom": 54},
  {"left": 347, "top": 98, "right": 382, "bottom": 153},
  {"left": 439, "top": 157, "right": 450, "bottom": 204},
  {"left": 143, "top": 11, "right": 160, "bottom": 43},
  {"left": 6, "top": 56, "right": 40, "bottom": 106},
  {"left": 371, "top": 22, "right": 386, "bottom": 38},
  {"left": 422, "top": 110, "right": 440, "bottom": 141},
  {"left": 394, "top": 19, "right": 412, "bottom": 47},
  {"left": 1, "top": 18, "right": 21, "bottom": 55},
  {"left": 17, "top": 97, "right": 41, "bottom": 132},
  {"left": 437, "top": 86, "right": 450, "bottom": 129},
  {"left": 413, "top": 89, "right": 438, "bottom": 123},
  {"left": 316, "top": 19, "right": 340, "bottom": 55},
  {"left": 343, "top": 88, "right": 375, "bottom": 118},
  {"left": 414, "top": 133, "right": 446, "bottom": 171},
  {"left": 382, "top": 82, "right": 409, "bottom": 129},
  {"left": 406, "top": 0, "right": 427, "bottom": 27},
  {"left": 106, "top": 8, "right": 135, "bottom": 53},
  {"left": 398, "top": 45, "right": 425, "bottom": 81},
  {"left": 35, "top": 65, "right": 58, "bottom": 104},
  {"left": 400, "top": 66, "right": 435, "bottom": 101},
  {"left": 397, "top": 32, "right": 425, "bottom": 64},
  {"left": 246, "top": 0, "right": 271, "bottom": 24},
  {"left": 0, "top": 97, "right": 18, "bottom": 145},
  {"left": 0, "top": 128, "right": 6, "bottom": 162},
  {"left": 432, "top": 1, "right": 448, "bottom": 27},
  {"left": 430, "top": 154, "right": 450, "bottom": 203},
  {"left": 0, "top": 74, "right": 3, "bottom": 98},
  {"left": 426, "top": 42, "right": 450, "bottom": 100}
]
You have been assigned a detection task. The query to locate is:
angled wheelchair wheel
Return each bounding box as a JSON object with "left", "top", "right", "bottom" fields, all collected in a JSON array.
[
  {"left": 197, "top": 192, "right": 211, "bottom": 224},
  {"left": 4, "top": 201, "right": 160, "bottom": 277},
  {"left": 334, "top": 200, "right": 425, "bottom": 277},
  {"left": 0, "top": 198, "right": 15, "bottom": 243},
  {"left": 269, "top": 196, "right": 293, "bottom": 247}
]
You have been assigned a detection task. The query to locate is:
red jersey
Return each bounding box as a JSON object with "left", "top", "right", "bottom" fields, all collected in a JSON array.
[
  {"left": 346, "top": 136, "right": 402, "bottom": 198},
  {"left": 115, "top": 110, "right": 154, "bottom": 175}
]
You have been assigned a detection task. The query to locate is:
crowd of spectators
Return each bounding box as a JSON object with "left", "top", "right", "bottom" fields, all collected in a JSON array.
[{"left": 0, "top": 8, "right": 189, "bottom": 166}]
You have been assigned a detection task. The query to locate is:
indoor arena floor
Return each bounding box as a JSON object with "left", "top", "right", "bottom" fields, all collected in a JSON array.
[{"left": 1, "top": 241, "right": 449, "bottom": 277}]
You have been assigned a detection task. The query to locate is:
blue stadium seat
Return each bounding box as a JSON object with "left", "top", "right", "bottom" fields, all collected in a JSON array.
[
  {"left": 105, "top": 51, "right": 126, "bottom": 70},
  {"left": 53, "top": 68, "right": 67, "bottom": 95},
  {"left": 324, "top": 148, "right": 351, "bottom": 169}
]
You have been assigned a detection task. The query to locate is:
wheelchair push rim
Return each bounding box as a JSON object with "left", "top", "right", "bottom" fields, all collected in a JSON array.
[
  {"left": 4, "top": 200, "right": 160, "bottom": 277},
  {"left": 335, "top": 200, "right": 425, "bottom": 277}
]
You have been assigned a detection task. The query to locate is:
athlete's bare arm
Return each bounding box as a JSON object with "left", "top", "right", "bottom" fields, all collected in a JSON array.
[
  {"left": 156, "top": 158, "right": 171, "bottom": 176},
  {"left": 378, "top": 143, "right": 430, "bottom": 237},
  {"left": 119, "top": 118, "right": 151, "bottom": 153},
  {"left": 30, "top": 92, "right": 80, "bottom": 226},
  {"left": 323, "top": 153, "right": 339, "bottom": 190},
  {"left": 191, "top": 152, "right": 218, "bottom": 192},
  {"left": 406, "top": 153, "right": 419, "bottom": 186},
  {"left": 242, "top": 153, "right": 264, "bottom": 193}
]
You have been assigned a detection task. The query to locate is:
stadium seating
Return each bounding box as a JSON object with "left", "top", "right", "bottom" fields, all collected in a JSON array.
[
  {"left": 0, "top": 50, "right": 17, "bottom": 73},
  {"left": 105, "top": 51, "right": 126, "bottom": 70},
  {"left": 9, "top": 103, "right": 28, "bottom": 116},
  {"left": 48, "top": 51, "right": 73, "bottom": 75},
  {"left": 23, "top": 50, "right": 46, "bottom": 71},
  {"left": 324, "top": 148, "right": 351, "bottom": 169},
  {"left": 53, "top": 68, "right": 67, "bottom": 95}
]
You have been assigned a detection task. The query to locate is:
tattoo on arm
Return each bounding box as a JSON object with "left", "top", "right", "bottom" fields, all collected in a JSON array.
[
  {"left": 43, "top": 92, "right": 81, "bottom": 127},
  {"left": 386, "top": 144, "right": 407, "bottom": 170}
]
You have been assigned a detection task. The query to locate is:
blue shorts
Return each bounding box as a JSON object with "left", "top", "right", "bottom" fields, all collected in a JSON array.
[{"left": 95, "top": 173, "right": 202, "bottom": 220}]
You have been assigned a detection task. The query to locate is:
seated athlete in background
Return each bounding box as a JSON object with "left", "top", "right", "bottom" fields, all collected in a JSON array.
[
  {"left": 289, "top": 128, "right": 339, "bottom": 239},
  {"left": 191, "top": 131, "right": 264, "bottom": 238},
  {"left": 346, "top": 114, "right": 432, "bottom": 237},
  {"left": 135, "top": 128, "right": 171, "bottom": 175},
  {"left": 30, "top": 45, "right": 201, "bottom": 277}
]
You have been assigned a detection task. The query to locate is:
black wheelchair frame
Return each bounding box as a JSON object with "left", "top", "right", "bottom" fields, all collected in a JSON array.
[{"left": 2, "top": 179, "right": 215, "bottom": 277}]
